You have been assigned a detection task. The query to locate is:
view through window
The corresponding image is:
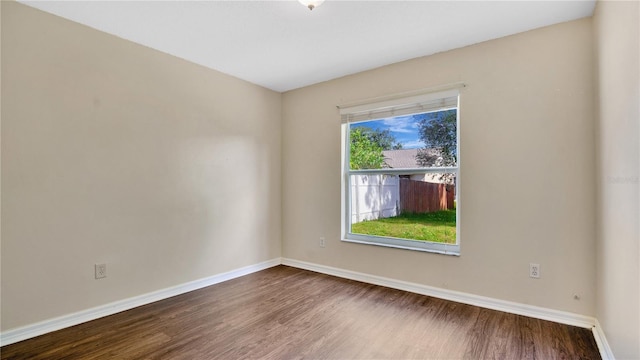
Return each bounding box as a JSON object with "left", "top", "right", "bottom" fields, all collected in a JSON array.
[{"left": 342, "top": 92, "right": 459, "bottom": 255}]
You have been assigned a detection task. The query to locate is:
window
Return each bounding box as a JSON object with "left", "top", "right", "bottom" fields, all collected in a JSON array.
[{"left": 340, "top": 88, "right": 461, "bottom": 255}]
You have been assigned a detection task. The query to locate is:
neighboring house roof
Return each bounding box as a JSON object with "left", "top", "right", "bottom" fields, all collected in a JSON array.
[
  {"left": 382, "top": 149, "right": 420, "bottom": 168},
  {"left": 382, "top": 148, "right": 442, "bottom": 168}
]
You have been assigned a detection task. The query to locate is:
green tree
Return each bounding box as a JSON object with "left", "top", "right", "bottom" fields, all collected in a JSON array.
[
  {"left": 364, "top": 128, "right": 403, "bottom": 151},
  {"left": 416, "top": 110, "right": 457, "bottom": 182},
  {"left": 350, "top": 126, "right": 402, "bottom": 169},
  {"left": 350, "top": 127, "right": 386, "bottom": 169}
]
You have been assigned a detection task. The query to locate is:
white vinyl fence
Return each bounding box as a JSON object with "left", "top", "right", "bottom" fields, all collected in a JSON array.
[{"left": 350, "top": 174, "right": 399, "bottom": 223}]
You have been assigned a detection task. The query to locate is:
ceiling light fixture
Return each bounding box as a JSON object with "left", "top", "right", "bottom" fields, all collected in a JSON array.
[{"left": 299, "top": 0, "right": 324, "bottom": 11}]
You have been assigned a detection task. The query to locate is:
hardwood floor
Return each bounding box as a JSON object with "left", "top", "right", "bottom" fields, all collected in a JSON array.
[{"left": 1, "top": 265, "right": 601, "bottom": 359}]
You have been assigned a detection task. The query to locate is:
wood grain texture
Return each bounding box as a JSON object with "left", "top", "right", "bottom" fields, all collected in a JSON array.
[{"left": 1, "top": 266, "right": 601, "bottom": 359}]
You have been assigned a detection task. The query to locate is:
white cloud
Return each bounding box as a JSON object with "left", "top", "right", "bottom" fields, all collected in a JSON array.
[{"left": 382, "top": 116, "right": 419, "bottom": 134}]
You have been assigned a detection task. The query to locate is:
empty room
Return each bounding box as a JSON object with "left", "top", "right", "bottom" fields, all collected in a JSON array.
[{"left": 1, "top": 0, "right": 638, "bottom": 359}]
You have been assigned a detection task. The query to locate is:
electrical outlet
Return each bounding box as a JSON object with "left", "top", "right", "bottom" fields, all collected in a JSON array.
[
  {"left": 529, "top": 263, "right": 540, "bottom": 279},
  {"left": 319, "top": 237, "right": 326, "bottom": 248},
  {"left": 95, "top": 263, "right": 107, "bottom": 279}
]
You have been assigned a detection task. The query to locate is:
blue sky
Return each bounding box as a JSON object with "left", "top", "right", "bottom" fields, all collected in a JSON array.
[{"left": 353, "top": 114, "right": 427, "bottom": 149}]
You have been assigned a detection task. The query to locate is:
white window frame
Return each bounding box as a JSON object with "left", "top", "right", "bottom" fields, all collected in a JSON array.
[{"left": 339, "top": 87, "right": 462, "bottom": 255}]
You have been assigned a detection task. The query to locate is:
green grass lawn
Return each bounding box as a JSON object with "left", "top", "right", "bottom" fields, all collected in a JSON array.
[{"left": 351, "top": 209, "right": 456, "bottom": 244}]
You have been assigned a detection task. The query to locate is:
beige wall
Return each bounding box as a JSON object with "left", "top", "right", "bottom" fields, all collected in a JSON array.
[
  {"left": 282, "top": 18, "right": 597, "bottom": 315},
  {"left": 594, "top": 1, "right": 640, "bottom": 358},
  {"left": 0, "top": 0, "right": 3, "bottom": 325},
  {"left": 1, "top": 2, "right": 281, "bottom": 331}
]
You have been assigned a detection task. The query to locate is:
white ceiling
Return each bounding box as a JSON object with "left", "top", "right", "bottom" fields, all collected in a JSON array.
[{"left": 20, "top": 1, "right": 596, "bottom": 92}]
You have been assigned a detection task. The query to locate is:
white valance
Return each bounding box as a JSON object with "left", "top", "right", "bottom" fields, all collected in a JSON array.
[{"left": 338, "top": 84, "right": 463, "bottom": 124}]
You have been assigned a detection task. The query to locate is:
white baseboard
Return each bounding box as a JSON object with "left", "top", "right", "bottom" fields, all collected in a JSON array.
[
  {"left": 281, "top": 258, "right": 596, "bottom": 329},
  {"left": 592, "top": 319, "right": 616, "bottom": 360},
  {"left": 2, "top": 256, "right": 614, "bottom": 360},
  {"left": 282, "top": 258, "right": 619, "bottom": 359},
  {"left": 0, "top": 258, "right": 281, "bottom": 347}
]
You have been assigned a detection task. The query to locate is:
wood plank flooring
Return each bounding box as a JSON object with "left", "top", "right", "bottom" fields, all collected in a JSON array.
[{"left": 1, "top": 265, "right": 601, "bottom": 359}]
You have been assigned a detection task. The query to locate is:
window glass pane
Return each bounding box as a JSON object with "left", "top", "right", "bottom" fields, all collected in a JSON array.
[
  {"left": 349, "top": 109, "right": 457, "bottom": 170},
  {"left": 350, "top": 172, "right": 457, "bottom": 244},
  {"left": 345, "top": 105, "right": 459, "bottom": 252}
]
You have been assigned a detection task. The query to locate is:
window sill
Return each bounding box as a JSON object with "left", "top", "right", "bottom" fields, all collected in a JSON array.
[{"left": 342, "top": 236, "right": 460, "bottom": 256}]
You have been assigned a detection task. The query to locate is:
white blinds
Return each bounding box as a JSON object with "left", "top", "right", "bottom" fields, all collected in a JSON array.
[{"left": 339, "top": 88, "right": 460, "bottom": 124}]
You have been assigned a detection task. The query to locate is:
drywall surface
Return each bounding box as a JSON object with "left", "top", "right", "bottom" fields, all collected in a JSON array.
[
  {"left": 282, "top": 18, "right": 596, "bottom": 316},
  {"left": 1, "top": 2, "right": 281, "bottom": 331},
  {"left": 594, "top": 0, "right": 640, "bottom": 358}
]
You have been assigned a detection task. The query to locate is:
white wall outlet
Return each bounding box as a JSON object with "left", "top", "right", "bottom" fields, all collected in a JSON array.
[
  {"left": 529, "top": 263, "right": 540, "bottom": 279},
  {"left": 95, "top": 263, "right": 107, "bottom": 279},
  {"left": 319, "top": 237, "right": 326, "bottom": 248}
]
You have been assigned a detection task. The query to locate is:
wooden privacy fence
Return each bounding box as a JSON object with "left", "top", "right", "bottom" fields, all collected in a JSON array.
[{"left": 399, "top": 178, "right": 455, "bottom": 213}]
